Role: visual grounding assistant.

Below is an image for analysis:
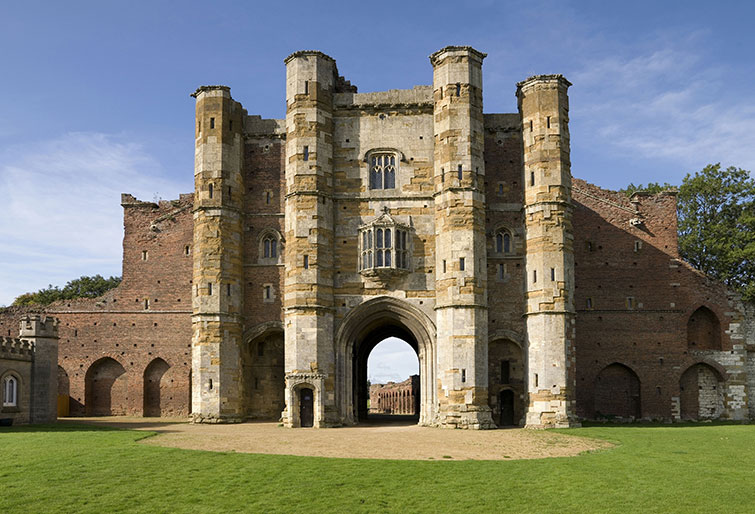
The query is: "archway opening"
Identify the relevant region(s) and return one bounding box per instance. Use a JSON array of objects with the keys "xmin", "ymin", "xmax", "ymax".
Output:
[
  {"xmin": 85, "ymin": 357, "xmax": 127, "ymax": 416},
  {"xmin": 143, "ymin": 358, "xmax": 170, "ymax": 417},
  {"xmin": 680, "ymin": 363, "xmax": 724, "ymax": 420},
  {"xmin": 335, "ymin": 296, "xmax": 436, "ymax": 428},
  {"xmin": 594, "ymin": 363, "xmax": 641, "ymax": 420},
  {"xmin": 244, "ymin": 329, "xmax": 285, "ymax": 420},
  {"xmin": 366, "ymin": 337, "xmax": 419, "ymax": 424}
]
